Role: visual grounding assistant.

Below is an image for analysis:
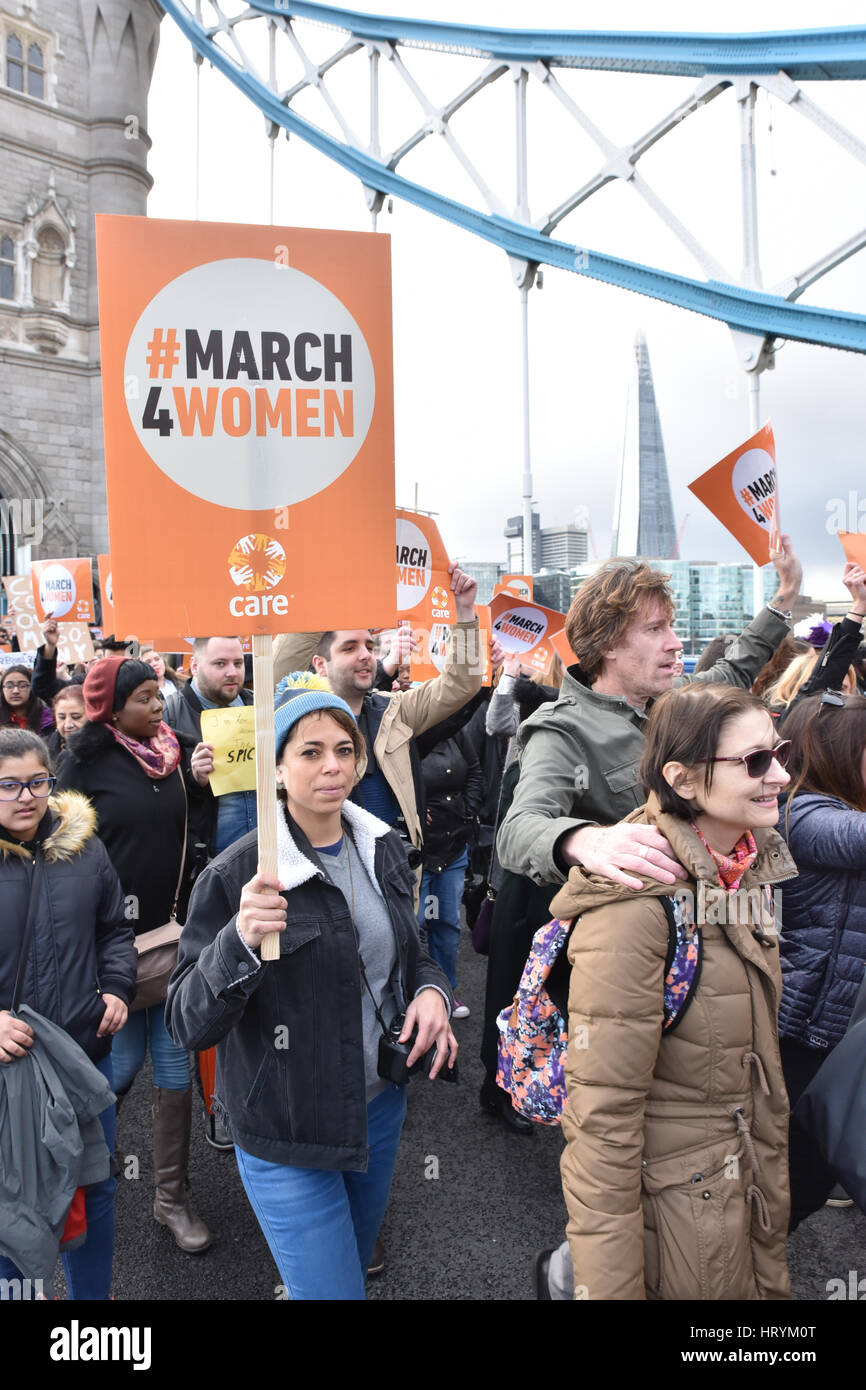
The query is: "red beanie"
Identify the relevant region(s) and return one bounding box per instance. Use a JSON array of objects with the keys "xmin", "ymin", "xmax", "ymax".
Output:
[{"xmin": 83, "ymin": 656, "xmax": 126, "ymax": 724}]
